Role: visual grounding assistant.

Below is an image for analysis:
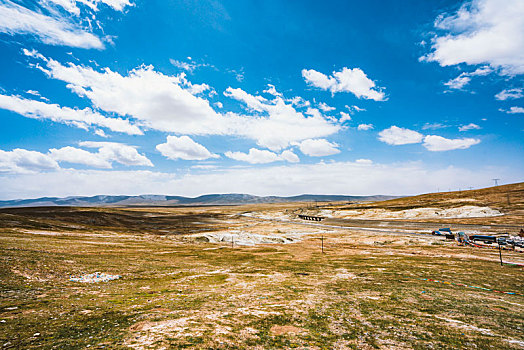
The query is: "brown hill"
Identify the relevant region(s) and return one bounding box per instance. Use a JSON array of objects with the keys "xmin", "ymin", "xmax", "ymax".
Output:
[{"xmin": 331, "ymin": 182, "xmax": 524, "ymax": 225}]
